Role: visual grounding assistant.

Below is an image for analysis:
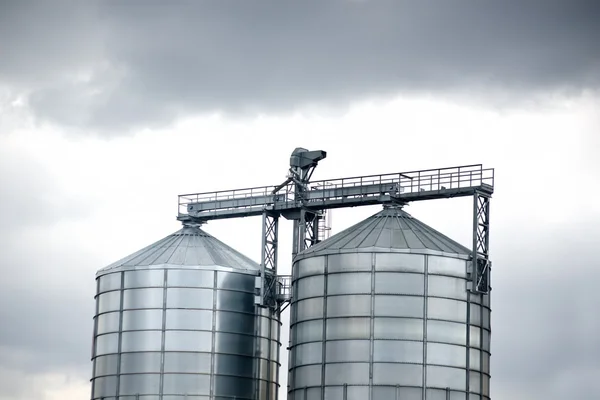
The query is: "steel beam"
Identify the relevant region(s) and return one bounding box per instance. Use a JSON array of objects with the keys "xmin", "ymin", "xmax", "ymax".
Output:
[
  {"xmin": 179, "ymin": 164, "xmax": 495, "ymax": 223},
  {"xmin": 182, "ymin": 187, "xmax": 493, "ymax": 222}
]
